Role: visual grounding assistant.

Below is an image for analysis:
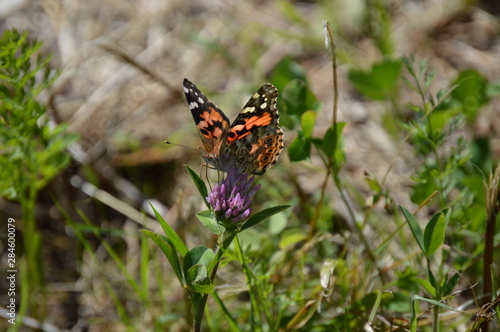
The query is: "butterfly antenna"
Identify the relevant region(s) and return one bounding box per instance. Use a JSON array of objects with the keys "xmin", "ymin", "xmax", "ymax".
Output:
[{"xmin": 165, "ymin": 141, "xmax": 204, "ymax": 154}]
